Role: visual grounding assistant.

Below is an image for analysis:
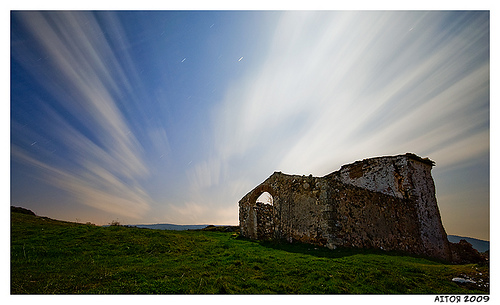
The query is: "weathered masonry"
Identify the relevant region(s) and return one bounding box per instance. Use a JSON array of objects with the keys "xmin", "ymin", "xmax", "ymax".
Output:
[{"xmin": 239, "ymin": 153, "xmax": 452, "ymax": 261}]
